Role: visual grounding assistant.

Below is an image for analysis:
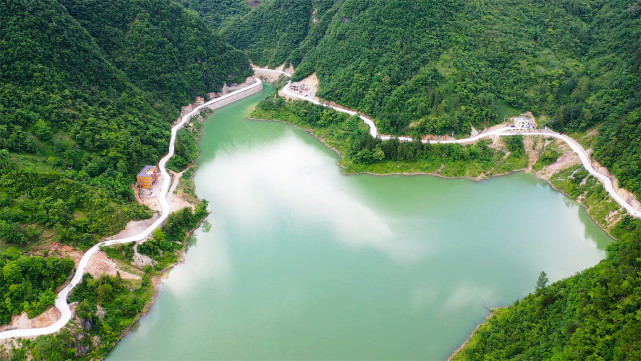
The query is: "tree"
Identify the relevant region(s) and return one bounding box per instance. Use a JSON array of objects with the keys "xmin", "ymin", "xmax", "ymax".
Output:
[{"xmin": 536, "ymin": 271, "xmax": 549, "ymax": 292}]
